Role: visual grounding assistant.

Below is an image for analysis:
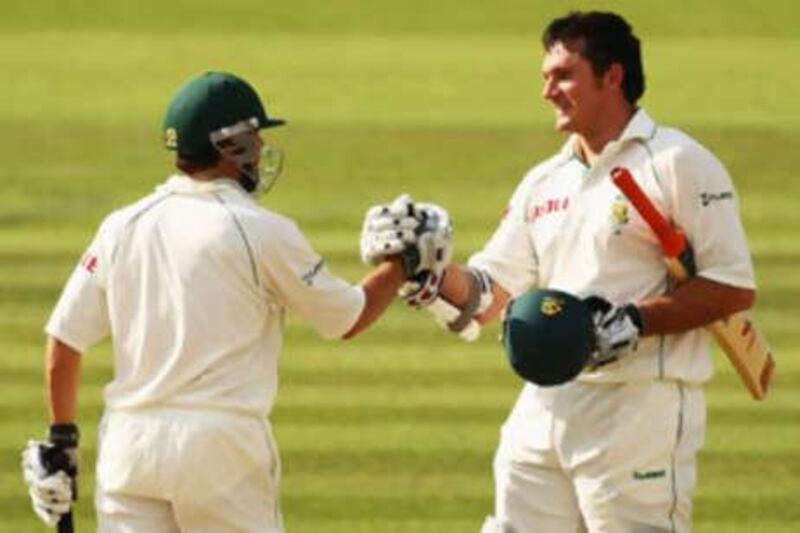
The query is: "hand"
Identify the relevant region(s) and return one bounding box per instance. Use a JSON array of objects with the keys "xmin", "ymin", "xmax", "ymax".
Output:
[
  {"xmin": 583, "ymin": 296, "xmax": 644, "ymax": 369},
  {"xmin": 360, "ymin": 195, "xmax": 452, "ymax": 279},
  {"xmin": 360, "ymin": 194, "xmax": 420, "ymax": 266},
  {"xmin": 411, "ymin": 202, "xmax": 453, "ymax": 275},
  {"xmin": 397, "ymin": 202, "xmax": 452, "ymax": 307},
  {"xmin": 399, "ymin": 270, "xmax": 444, "ymax": 308},
  {"xmin": 22, "ymin": 424, "xmax": 79, "ymax": 527}
]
